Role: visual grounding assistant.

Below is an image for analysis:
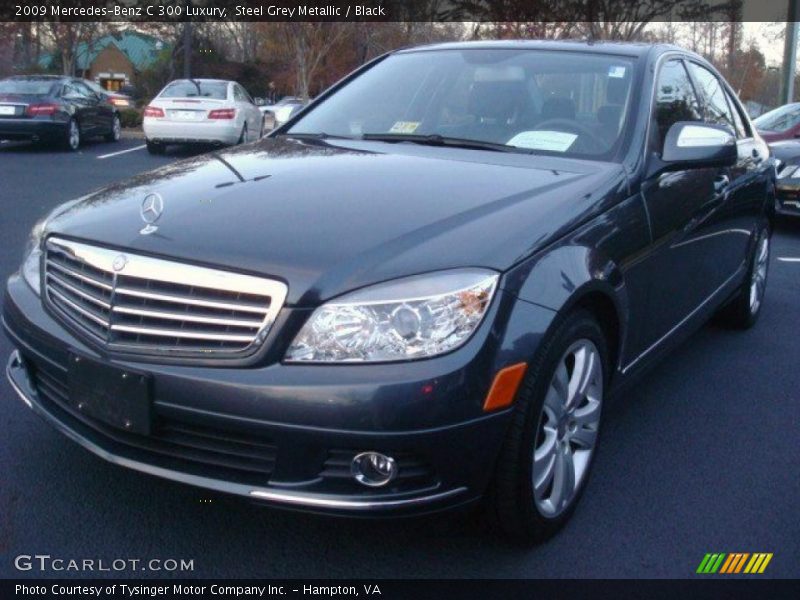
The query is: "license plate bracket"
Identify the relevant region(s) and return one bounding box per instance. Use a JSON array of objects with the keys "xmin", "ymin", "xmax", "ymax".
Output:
[{"xmin": 67, "ymin": 353, "xmax": 152, "ymax": 435}]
